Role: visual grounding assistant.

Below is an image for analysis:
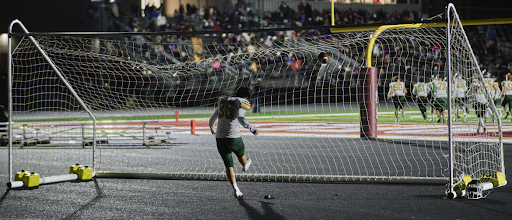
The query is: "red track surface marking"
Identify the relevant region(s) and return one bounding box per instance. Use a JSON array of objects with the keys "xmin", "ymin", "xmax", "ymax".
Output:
[{"xmin": 31, "ymin": 121, "xmax": 512, "ymax": 141}]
